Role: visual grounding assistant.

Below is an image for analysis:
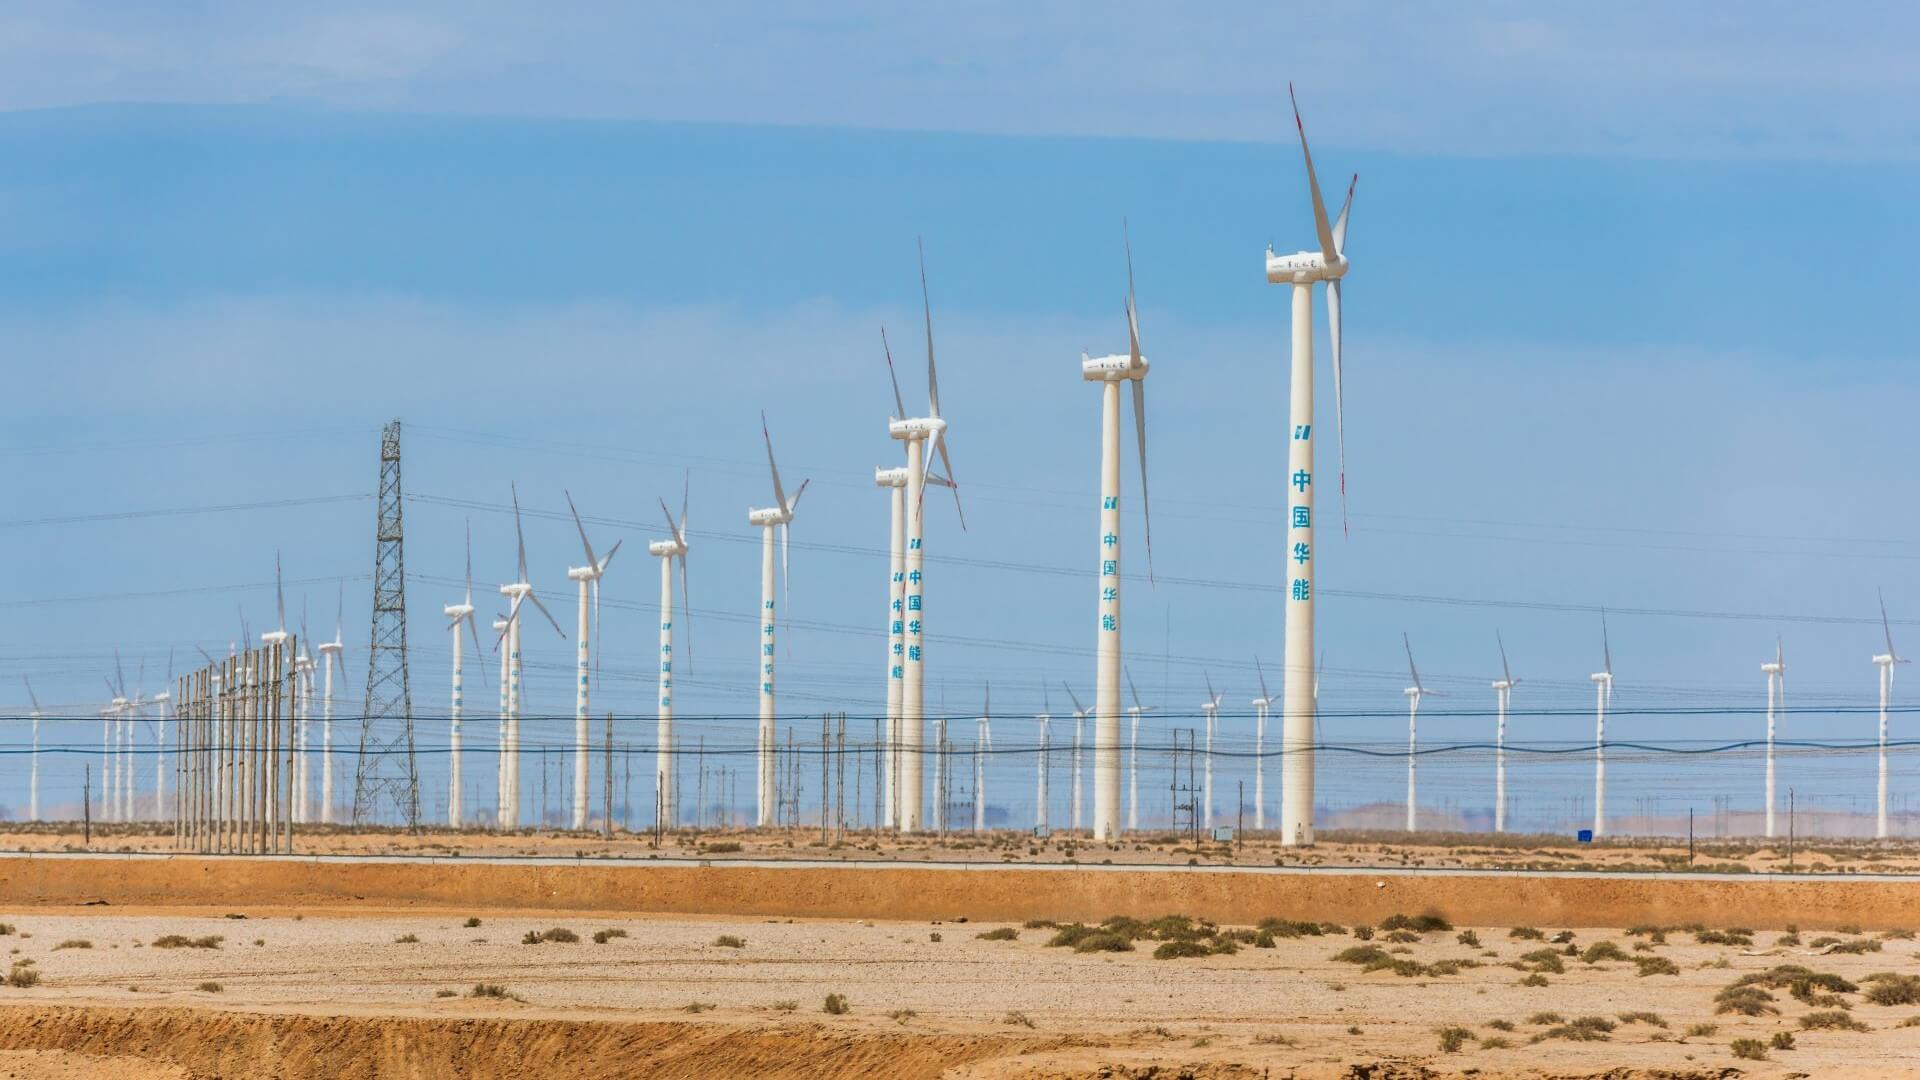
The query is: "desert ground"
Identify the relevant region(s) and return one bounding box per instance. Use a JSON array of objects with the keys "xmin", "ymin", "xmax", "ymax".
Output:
[
  {"xmin": 3, "ymin": 827, "xmax": 1920, "ymax": 1076},
  {"xmin": 0, "ymin": 905, "xmax": 1917, "ymax": 1077}
]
